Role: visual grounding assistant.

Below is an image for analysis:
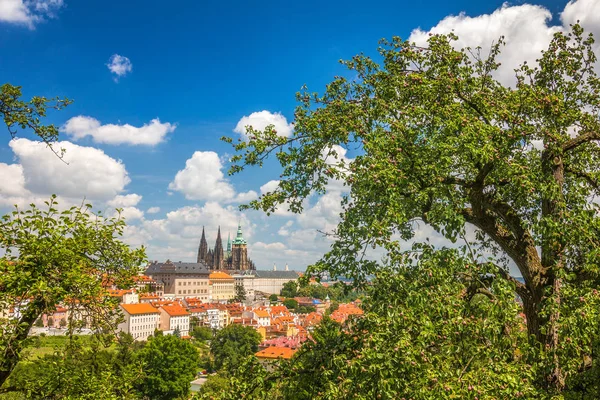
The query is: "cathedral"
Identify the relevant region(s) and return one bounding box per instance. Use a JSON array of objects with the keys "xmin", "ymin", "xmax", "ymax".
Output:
[{"xmin": 197, "ymin": 224, "xmax": 256, "ymax": 271}]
